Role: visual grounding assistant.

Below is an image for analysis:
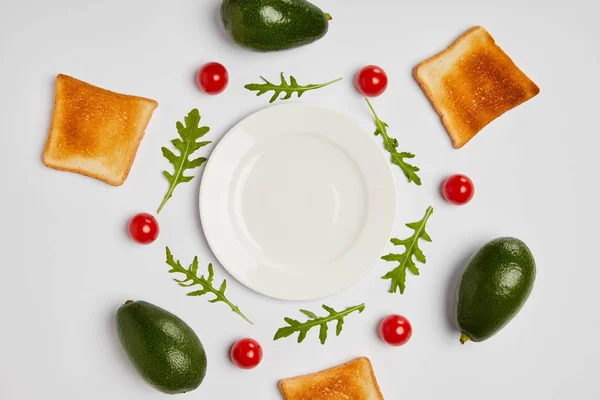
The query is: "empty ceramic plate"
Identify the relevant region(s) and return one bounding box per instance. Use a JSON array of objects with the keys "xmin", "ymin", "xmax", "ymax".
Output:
[{"xmin": 199, "ymin": 103, "xmax": 396, "ymax": 300}]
